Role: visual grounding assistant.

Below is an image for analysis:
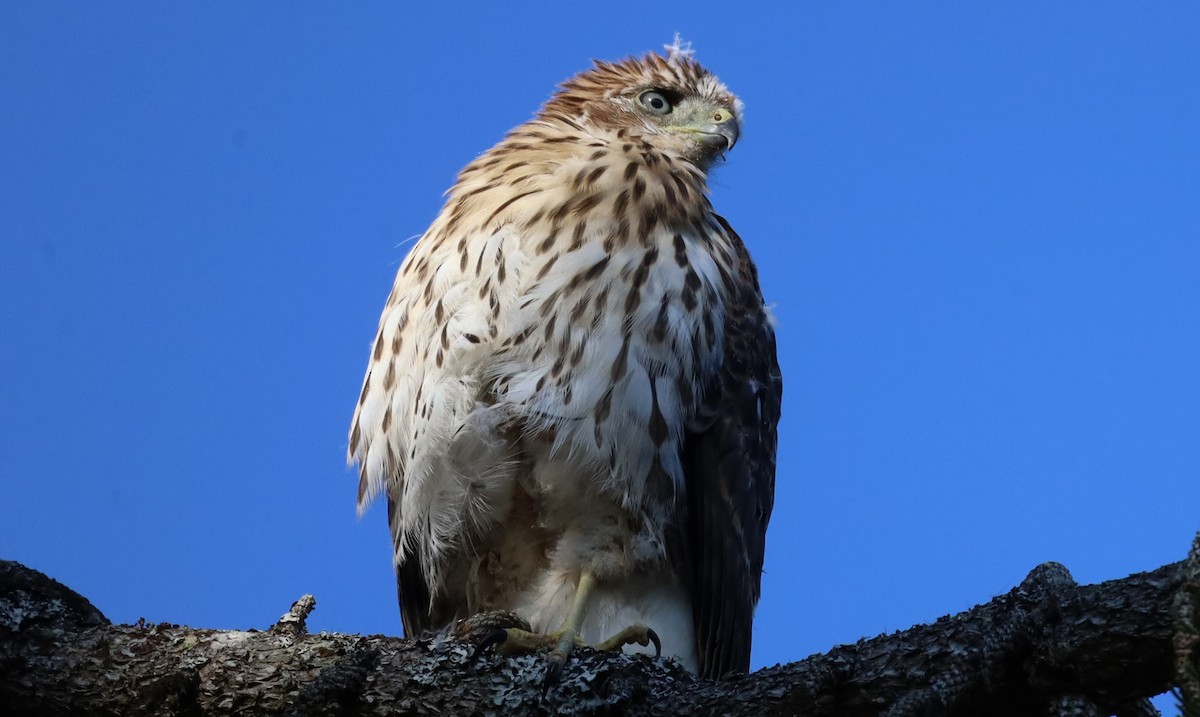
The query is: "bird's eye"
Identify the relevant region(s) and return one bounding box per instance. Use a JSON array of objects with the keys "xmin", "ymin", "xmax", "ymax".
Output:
[{"xmin": 639, "ymin": 90, "xmax": 672, "ymax": 115}]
